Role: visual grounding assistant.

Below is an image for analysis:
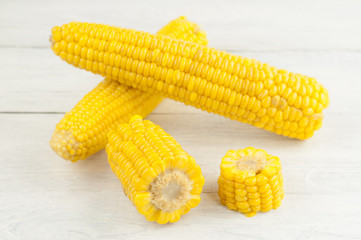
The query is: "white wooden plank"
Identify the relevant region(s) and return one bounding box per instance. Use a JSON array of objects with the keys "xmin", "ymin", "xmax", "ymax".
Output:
[
  {"xmin": 0, "ymin": 113, "xmax": 360, "ymax": 239},
  {"xmin": 1, "ymin": 48, "xmax": 360, "ymax": 113},
  {"xmin": 1, "ymin": 0, "xmax": 361, "ymax": 50},
  {"xmin": 1, "ymin": 0, "xmax": 361, "ymax": 239},
  {"xmin": 0, "ymin": 192, "xmax": 360, "ymax": 240},
  {"xmin": 1, "ymin": 103, "xmax": 357, "ymax": 233}
]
